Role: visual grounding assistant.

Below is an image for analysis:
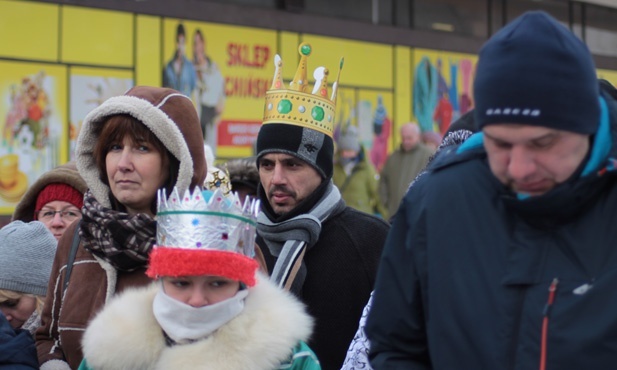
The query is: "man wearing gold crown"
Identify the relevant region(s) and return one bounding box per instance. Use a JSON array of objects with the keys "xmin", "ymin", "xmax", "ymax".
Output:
[{"xmin": 254, "ymin": 43, "xmax": 390, "ymax": 370}]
